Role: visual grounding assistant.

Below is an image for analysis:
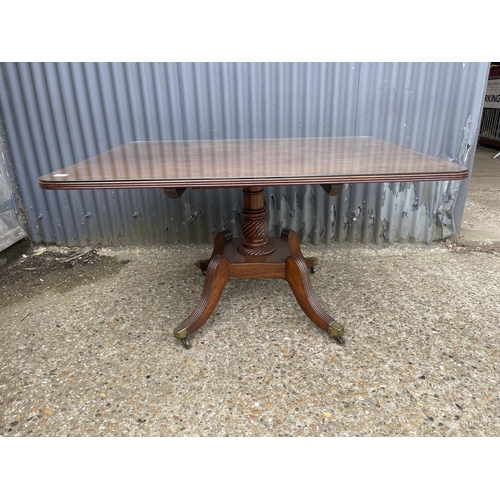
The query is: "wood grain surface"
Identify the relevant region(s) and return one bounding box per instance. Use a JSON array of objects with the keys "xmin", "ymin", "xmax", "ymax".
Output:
[{"xmin": 38, "ymin": 137, "xmax": 468, "ymax": 190}]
